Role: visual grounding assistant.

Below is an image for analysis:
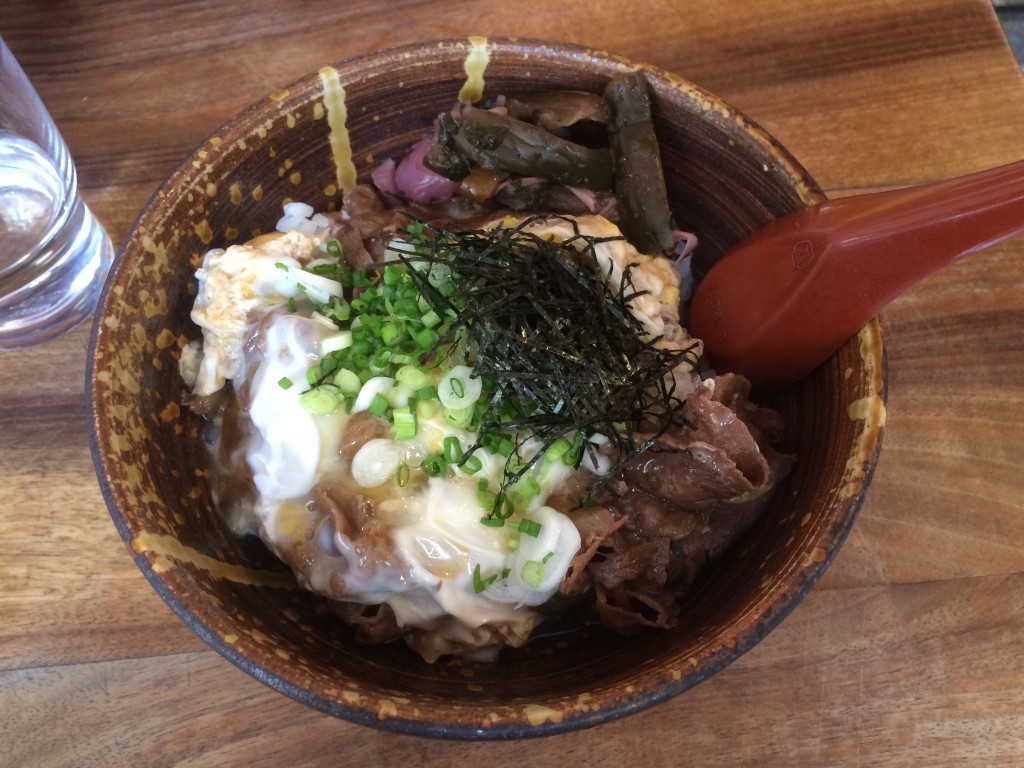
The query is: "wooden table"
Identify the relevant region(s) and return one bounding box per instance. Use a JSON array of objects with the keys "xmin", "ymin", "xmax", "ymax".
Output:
[{"xmin": 3, "ymin": 1, "xmax": 1023, "ymax": 765}]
